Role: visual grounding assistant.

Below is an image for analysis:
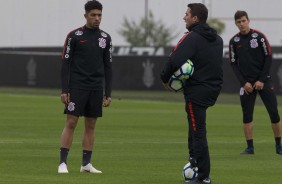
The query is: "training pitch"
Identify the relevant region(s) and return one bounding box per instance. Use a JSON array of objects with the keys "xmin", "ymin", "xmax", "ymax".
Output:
[{"xmin": 0, "ymin": 88, "xmax": 281, "ymax": 184}]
